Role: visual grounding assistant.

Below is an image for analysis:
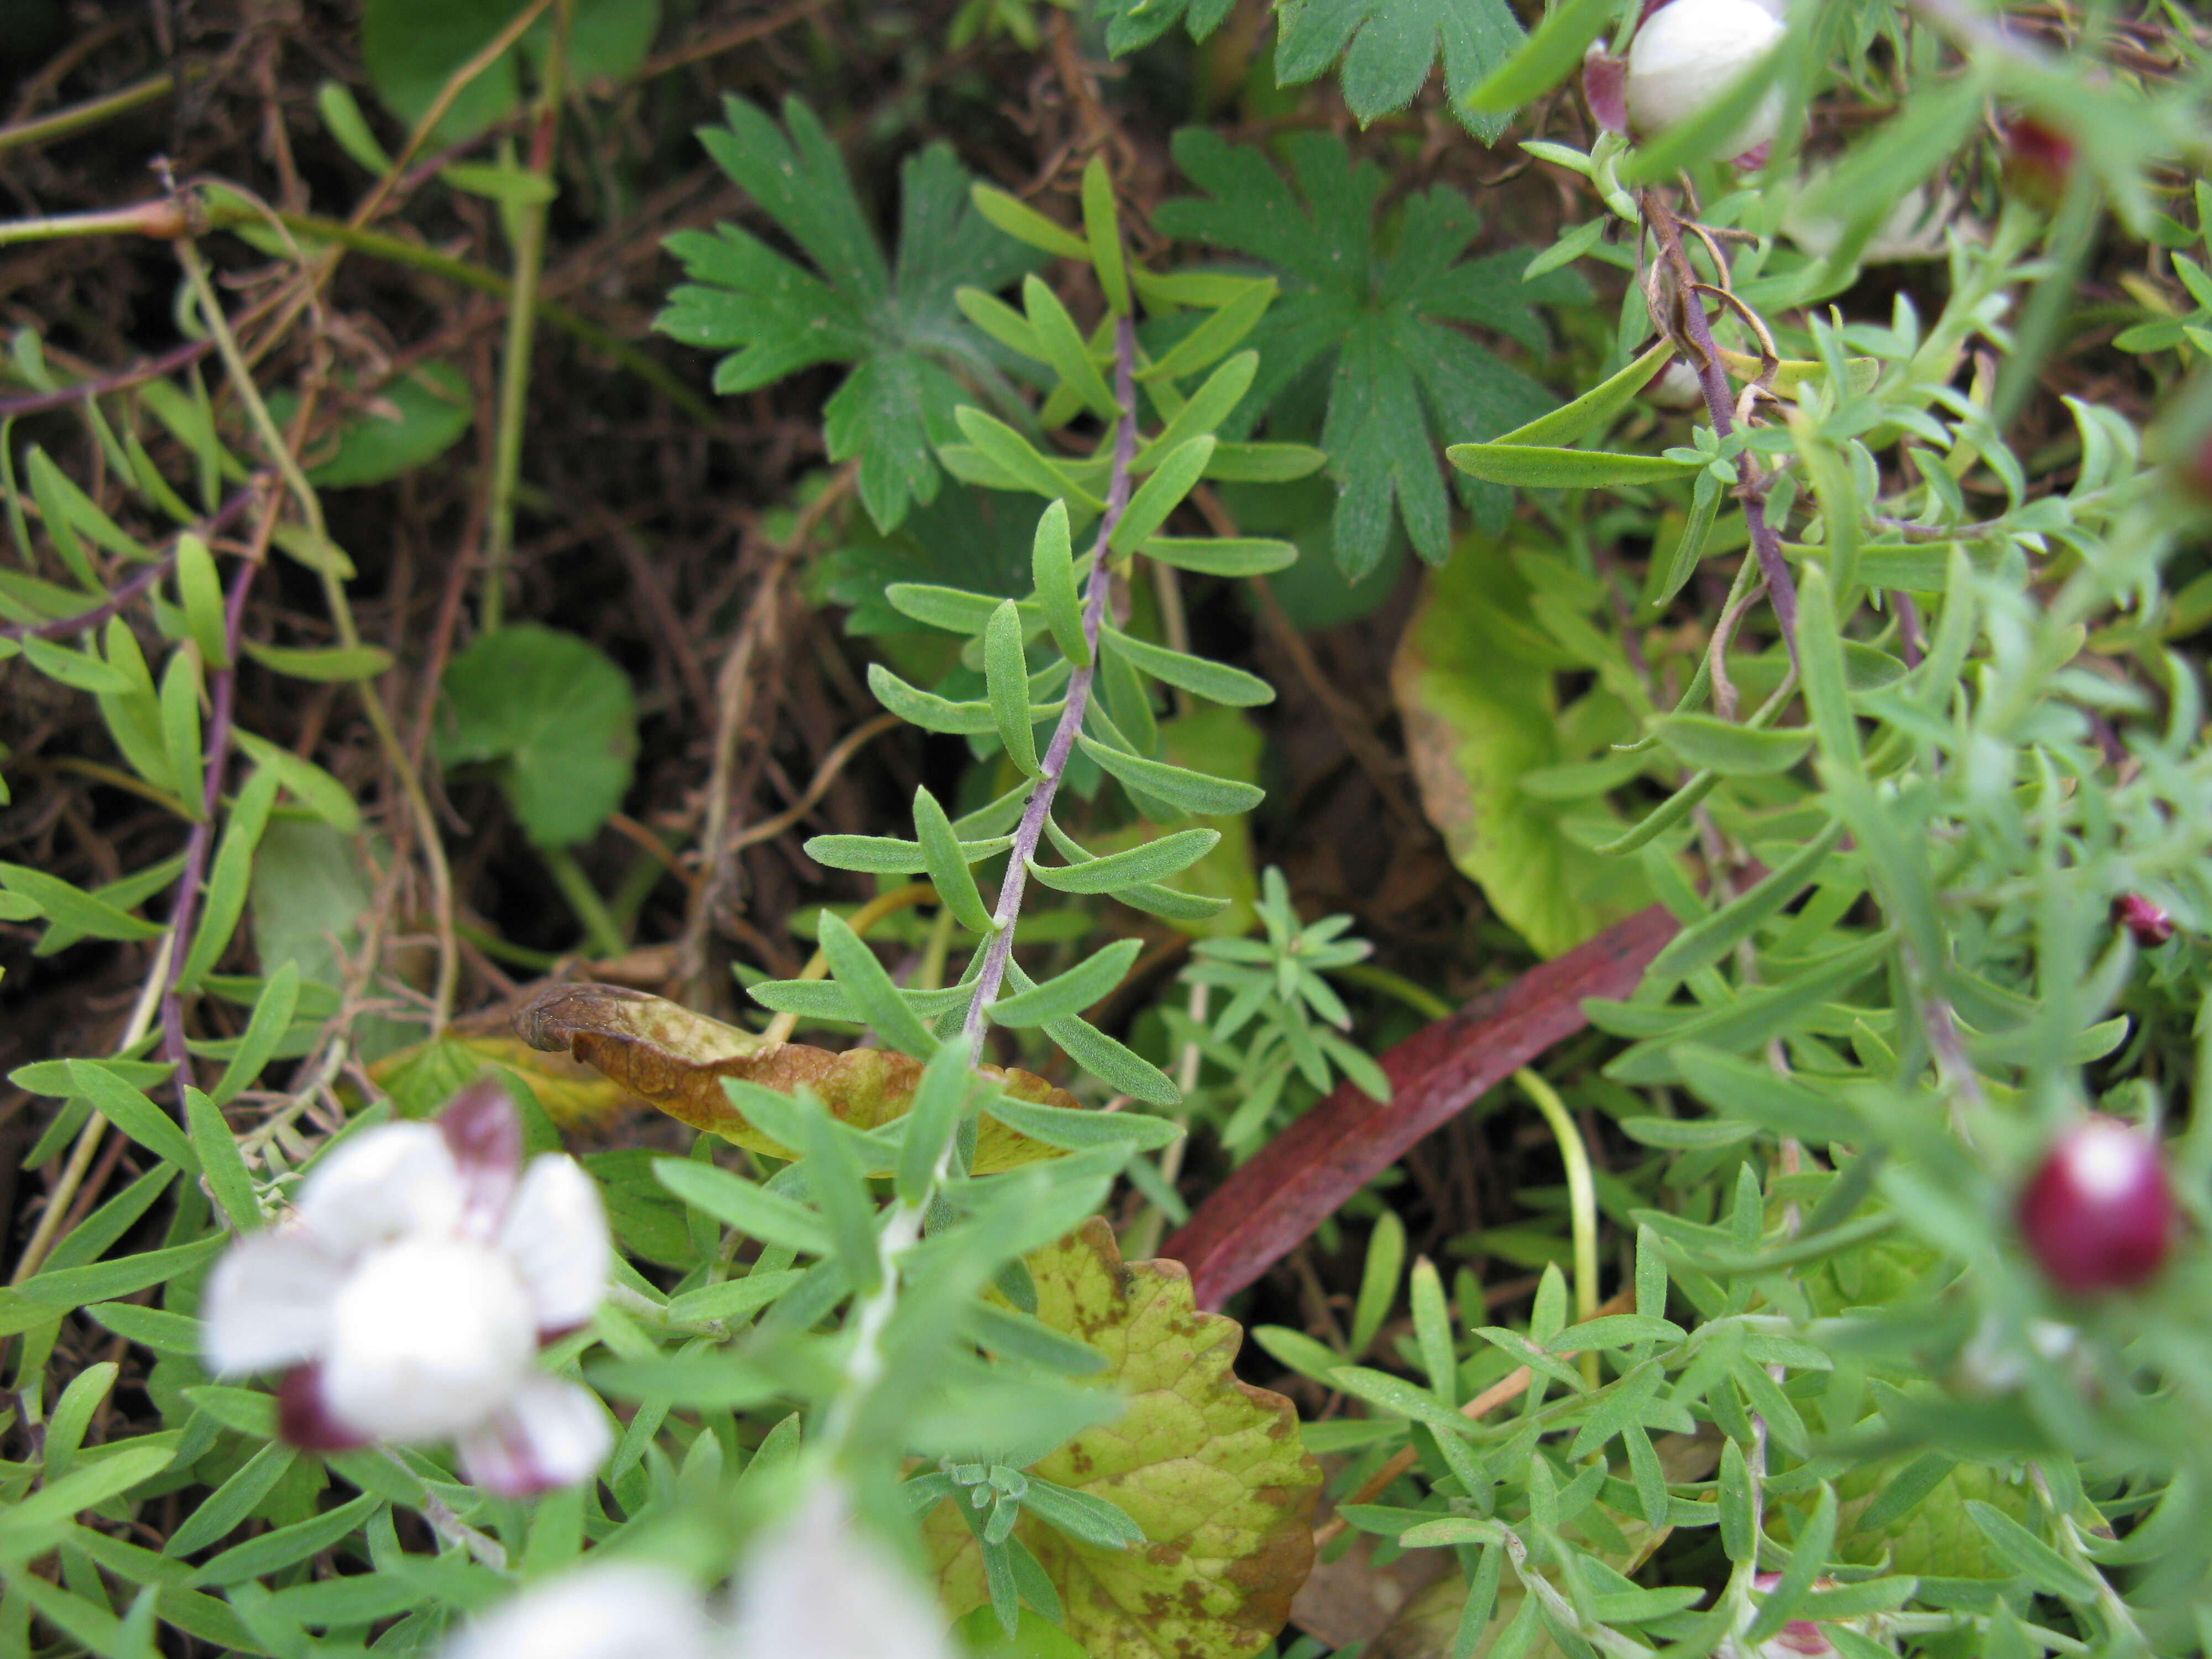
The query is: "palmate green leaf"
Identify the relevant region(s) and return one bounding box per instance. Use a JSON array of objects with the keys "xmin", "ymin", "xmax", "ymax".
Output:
[
  {"xmin": 1156, "ymin": 131, "xmax": 1583, "ymax": 579},
  {"xmin": 362, "ymin": 0, "xmax": 658, "ymax": 144},
  {"xmin": 1274, "ymin": 0, "xmax": 1522, "ymax": 139},
  {"xmin": 436, "ymin": 624, "xmax": 636, "ymax": 849},
  {"xmin": 1462, "ymin": 0, "xmax": 1617, "ymax": 114},
  {"xmin": 659, "ymin": 96, "xmax": 1042, "ymax": 530},
  {"xmin": 927, "ymin": 1219, "xmax": 1319, "ymax": 1658}
]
